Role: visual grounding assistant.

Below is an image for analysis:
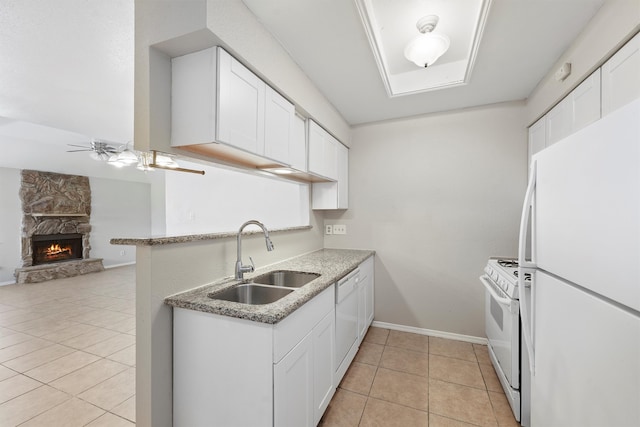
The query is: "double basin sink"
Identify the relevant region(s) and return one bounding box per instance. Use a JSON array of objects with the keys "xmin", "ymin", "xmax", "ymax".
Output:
[{"xmin": 208, "ymin": 271, "xmax": 320, "ymax": 305}]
